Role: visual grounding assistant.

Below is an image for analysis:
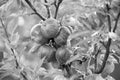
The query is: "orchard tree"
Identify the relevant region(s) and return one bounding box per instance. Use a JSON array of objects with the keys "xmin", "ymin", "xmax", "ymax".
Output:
[{"xmin": 0, "ymin": 0, "xmax": 120, "ymax": 80}]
